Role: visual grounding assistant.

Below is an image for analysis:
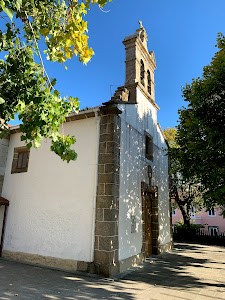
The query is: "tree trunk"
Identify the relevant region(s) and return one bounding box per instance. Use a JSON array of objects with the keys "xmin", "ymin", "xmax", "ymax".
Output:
[
  {"xmin": 179, "ymin": 204, "xmax": 191, "ymax": 228},
  {"xmin": 174, "ymin": 186, "xmax": 191, "ymax": 228}
]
